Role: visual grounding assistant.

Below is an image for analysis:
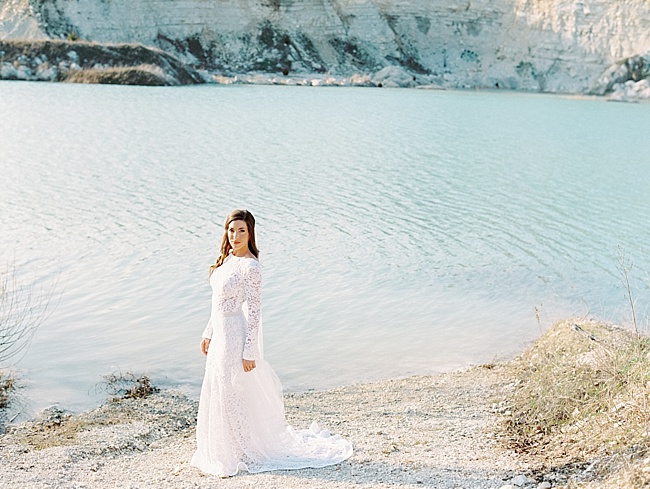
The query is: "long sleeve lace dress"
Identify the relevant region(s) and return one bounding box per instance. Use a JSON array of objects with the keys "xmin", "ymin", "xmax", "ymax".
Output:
[{"xmin": 190, "ymin": 254, "xmax": 353, "ymax": 476}]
